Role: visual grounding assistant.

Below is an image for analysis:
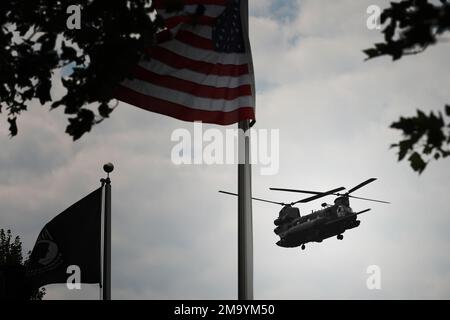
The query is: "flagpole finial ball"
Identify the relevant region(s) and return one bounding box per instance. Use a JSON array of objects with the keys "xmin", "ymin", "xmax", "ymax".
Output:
[{"xmin": 103, "ymin": 163, "xmax": 114, "ymax": 174}]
